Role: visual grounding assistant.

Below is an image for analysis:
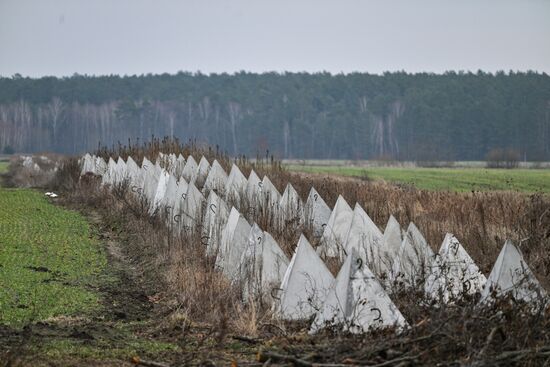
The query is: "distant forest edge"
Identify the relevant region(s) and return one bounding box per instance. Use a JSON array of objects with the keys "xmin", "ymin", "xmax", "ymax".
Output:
[{"xmin": 1, "ymin": 71, "xmax": 549, "ymax": 160}]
